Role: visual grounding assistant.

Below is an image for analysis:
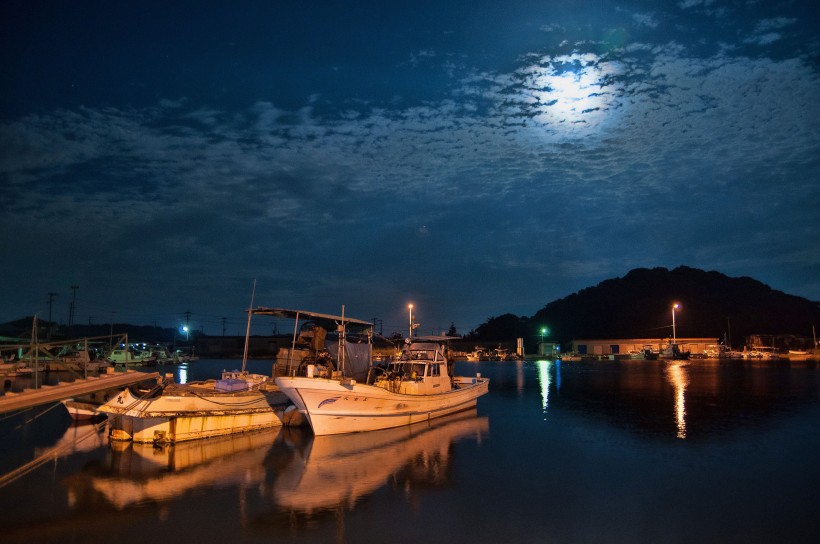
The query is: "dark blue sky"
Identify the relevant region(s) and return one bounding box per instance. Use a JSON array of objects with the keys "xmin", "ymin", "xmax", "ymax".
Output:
[{"xmin": 2, "ymin": 0, "xmax": 819, "ymax": 336}]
